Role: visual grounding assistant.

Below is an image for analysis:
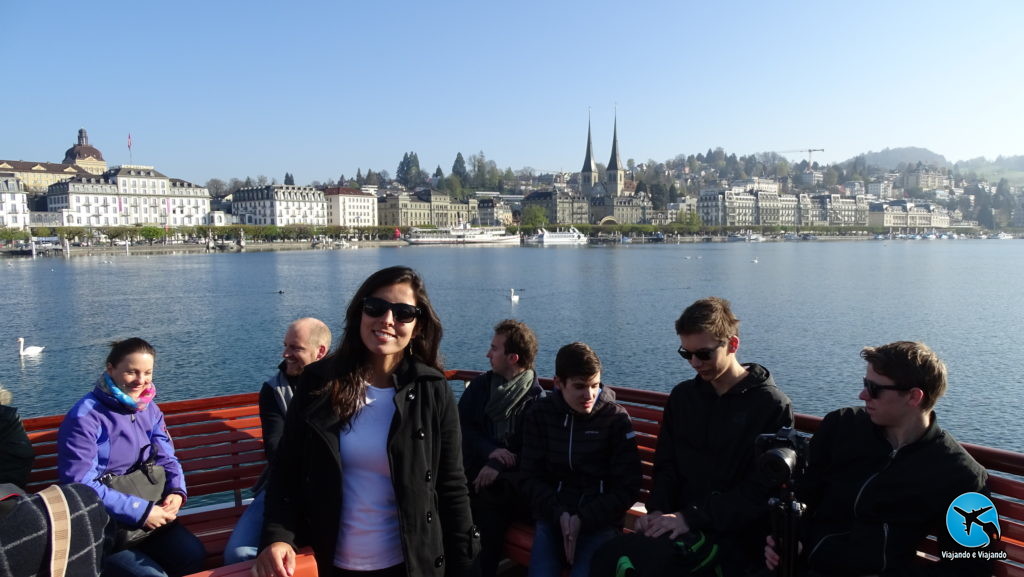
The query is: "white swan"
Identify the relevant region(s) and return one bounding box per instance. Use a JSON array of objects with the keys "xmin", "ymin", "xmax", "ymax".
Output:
[
  {"xmin": 509, "ymin": 288, "xmax": 520, "ymax": 303},
  {"xmin": 18, "ymin": 337, "xmax": 45, "ymax": 356}
]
